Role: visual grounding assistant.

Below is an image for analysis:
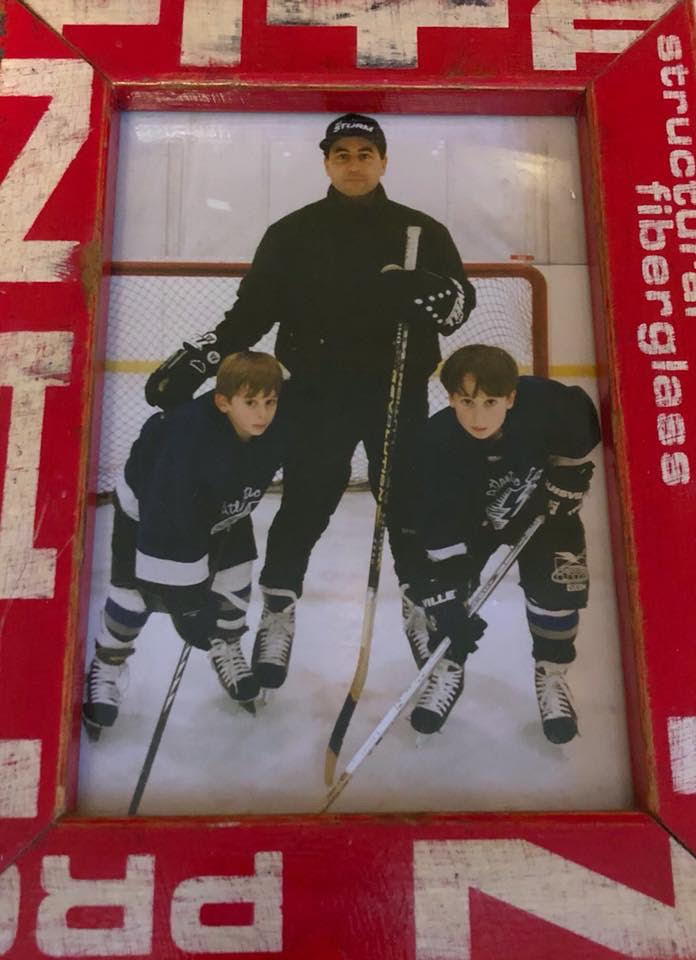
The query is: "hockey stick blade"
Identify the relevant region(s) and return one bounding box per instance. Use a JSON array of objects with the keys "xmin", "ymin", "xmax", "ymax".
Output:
[
  {"xmin": 324, "ymin": 588, "xmax": 378, "ymax": 785},
  {"xmin": 324, "ymin": 225, "xmax": 422, "ymax": 786},
  {"xmin": 320, "ymin": 514, "xmax": 545, "ymax": 812}
]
